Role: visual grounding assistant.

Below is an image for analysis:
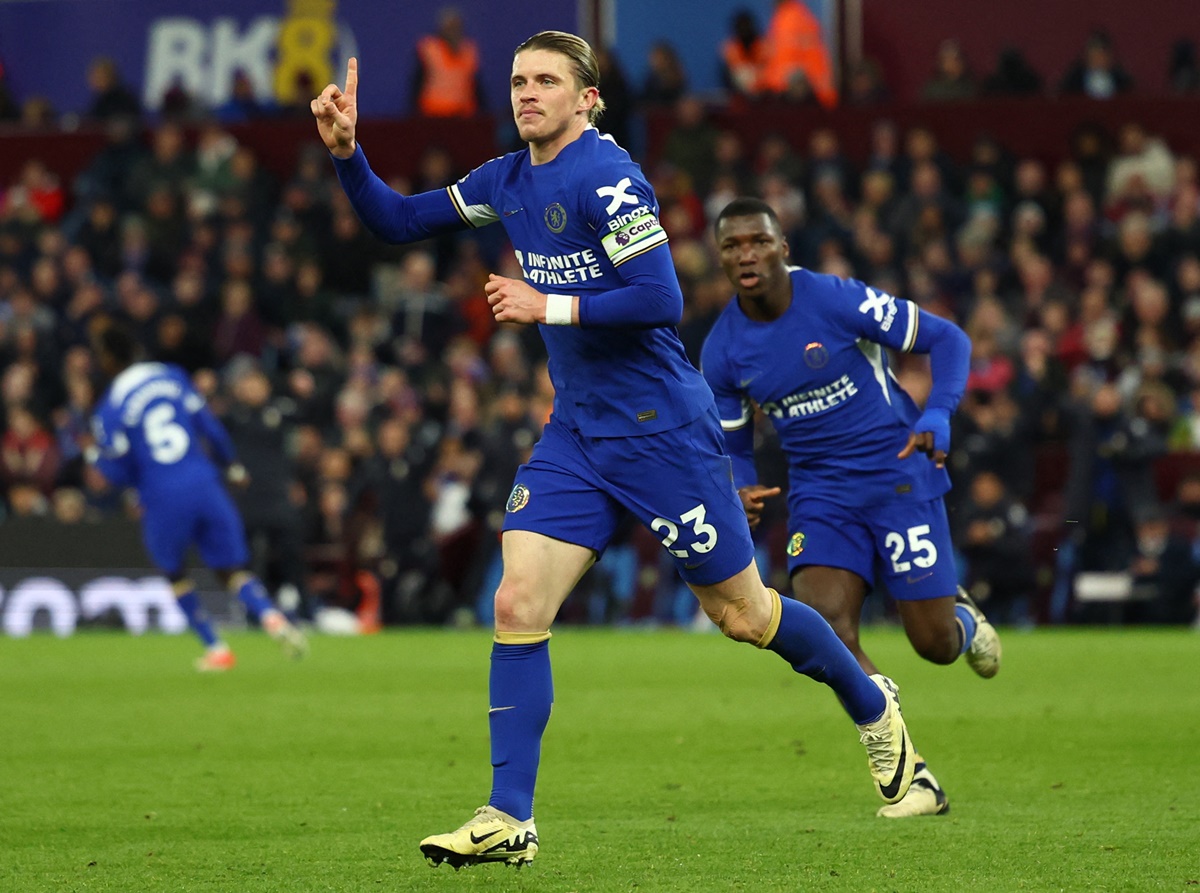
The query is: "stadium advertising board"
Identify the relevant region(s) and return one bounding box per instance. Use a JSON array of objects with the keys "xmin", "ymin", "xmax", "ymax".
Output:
[
  {"xmin": 0, "ymin": 570, "xmax": 186, "ymax": 637},
  {"xmin": 0, "ymin": 521, "xmax": 229, "ymax": 637},
  {"xmin": 0, "ymin": 0, "xmax": 575, "ymax": 118}
]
